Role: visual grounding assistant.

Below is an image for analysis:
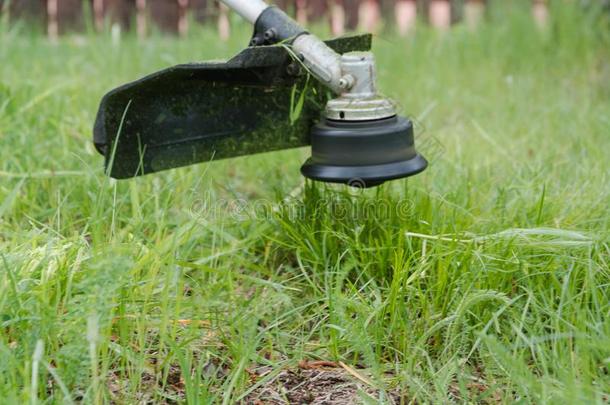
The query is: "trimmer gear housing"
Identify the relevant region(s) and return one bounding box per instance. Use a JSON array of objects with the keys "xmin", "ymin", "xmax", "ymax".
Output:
[{"xmin": 300, "ymin": 51, "xmax": 427, "ymax": 187}]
